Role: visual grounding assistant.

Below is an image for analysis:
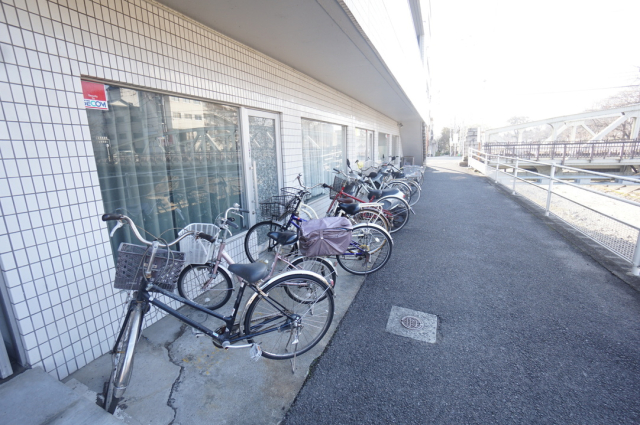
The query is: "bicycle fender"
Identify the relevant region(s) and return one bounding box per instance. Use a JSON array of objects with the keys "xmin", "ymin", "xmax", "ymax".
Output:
[{"xmin": 113, "ymin": 303, "xmax": 144, "ymax": 398}]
